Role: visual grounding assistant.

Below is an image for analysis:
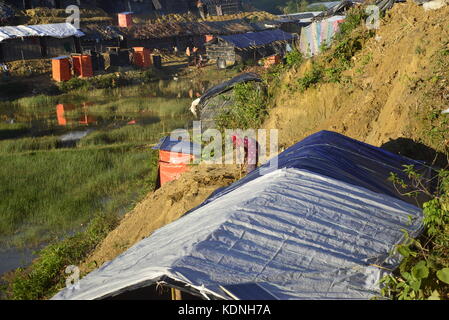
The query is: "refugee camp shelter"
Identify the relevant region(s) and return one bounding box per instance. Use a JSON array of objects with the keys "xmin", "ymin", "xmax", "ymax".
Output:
[
  {"xmin": 53, "ymin": 131, "xmax": 434, "ymax": 300},
  {"xmin": 79, "ymin": 24, "xmax": 124, "ymax": 53},
  {"xmin": 152, "ymin": 136, "xmax": 198, "ymax": 187},
  {"xmin": 192, "ymin": 72, "xmax": 263, "ymax": 131},
  {"xmin": 94, "ymin": 0, "xmax": 196, "ymax": 15},
  {"xmin": 205, "ymin": 29, "xmax": 296, "ymax": 65},
  {"xmin": 0, "ymin": 23, "xmax": 84, "ymax": 62},
  {"xmin": 299, "ymin": 15, "xmax": 345, "ymax": 56}
]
